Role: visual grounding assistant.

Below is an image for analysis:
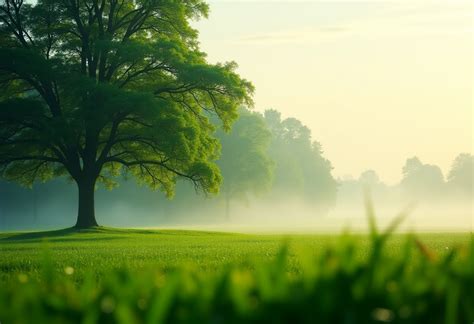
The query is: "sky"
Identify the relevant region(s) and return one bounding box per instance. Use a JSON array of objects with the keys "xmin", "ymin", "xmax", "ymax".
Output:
[{"xmin": 193, "ymin": 0, "xmax": 473, "ymax": 185}]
